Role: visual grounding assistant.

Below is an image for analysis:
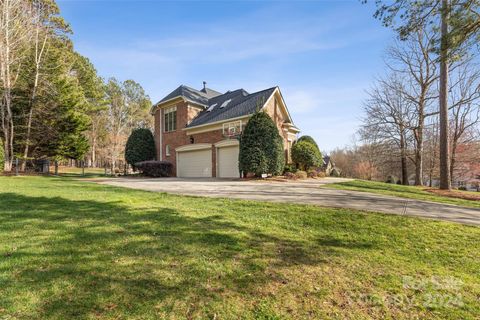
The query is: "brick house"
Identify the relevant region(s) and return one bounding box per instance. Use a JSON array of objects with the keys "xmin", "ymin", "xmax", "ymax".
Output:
[{"xmin": 151, "ymin": 83, "xmax": 300, "ymax": 178}]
